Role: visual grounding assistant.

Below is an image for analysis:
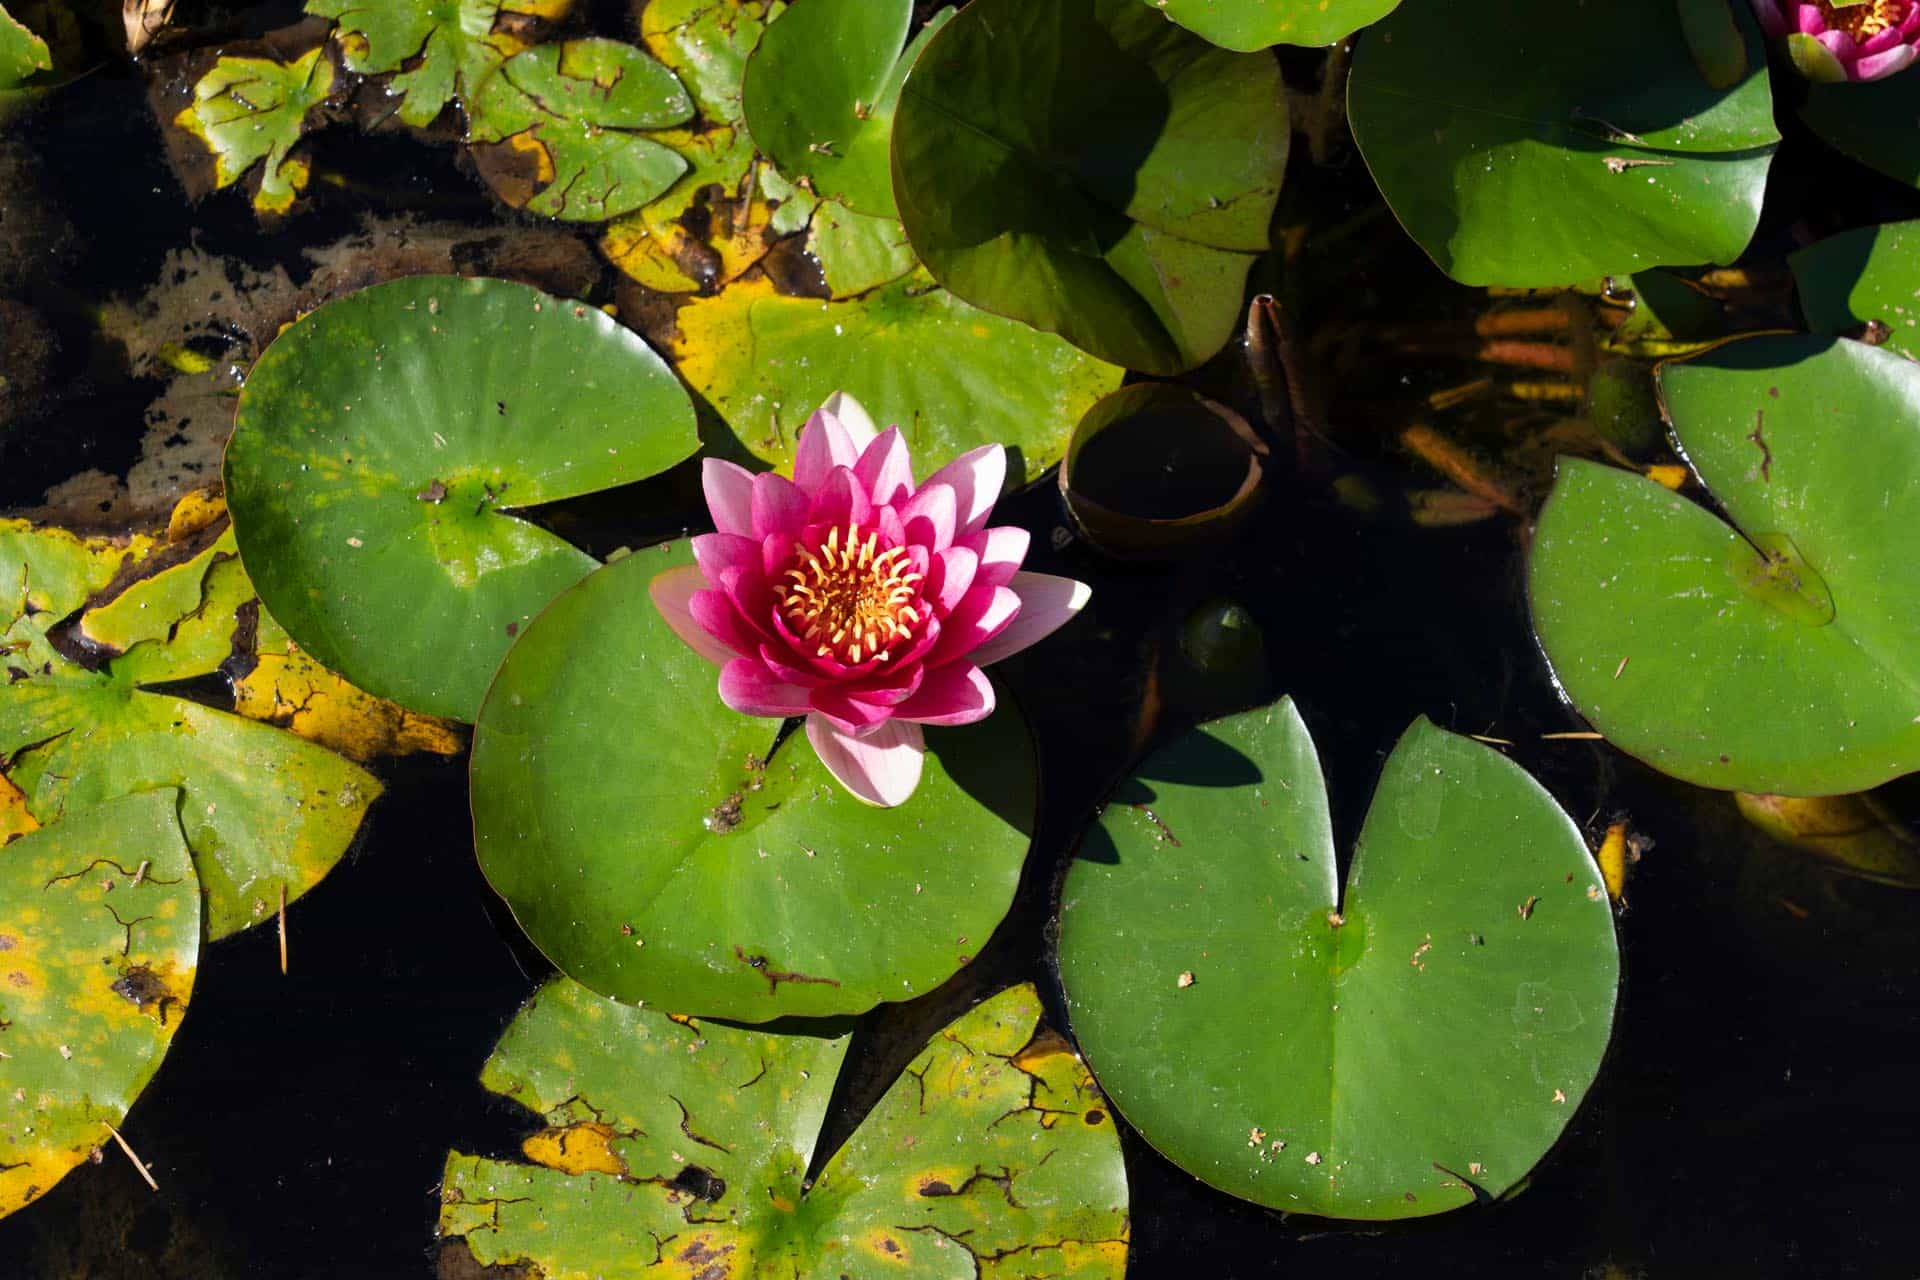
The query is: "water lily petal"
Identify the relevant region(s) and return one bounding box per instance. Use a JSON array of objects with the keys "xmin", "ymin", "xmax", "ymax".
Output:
[
  {"xmin": 793, "ymin": 407, "xmax": 862, "ymax": 489},
  {"xmin": 1794, "ymin": 2, "xmax": 1830, "ymax": 35},
  {"xmin": 1817, "ymin": 27, "xmax": 1859, "ymax": 60},
  {"xmin": 900, "ymin": 481, "xmax": 958, "ymax": 551},
  {"xmin": 702, "ymin": 458, "xmax": 757, "ymax": 536},
  {"xmin": 921, "ymin": 444, "xmax": 1006, "ymax": 538},
  {"xmin": 818, "ymin": 391, "xmax": 879, "ymax": 453},
  {"xmin": 854, "ymin": 426, "xmax": 915, "ymax": 507},
  {"xmin": 808, "ymin": 688, "xmax": 897, "ymax": 733},
  {"xmin": 1855, "ymin": 41, "xmax": 1917, "ymax": 78},
  {"xmin": 970, "ymin": 572, "xmax": 1092, "ymax": 666},
  {"xmin": 930, "ymin": 545, "xmax": 980, "ymax": 613},
  {"xmin": 968, "ymin": 526, "xmax": 1031, "ymax": 589},
  {"xmin": 692, "ymin": 532, "xmax": 760, "ymax": 583},
  {"xmin": 718, "ymin": 658, "xmax": 814, "ymax": 718},
  {"xmin": 929, "ymin": 585, "xmax": 1022, "ymax": 665},
  {"xmin": 807, "ymin": 714, "xmax": 924, "ymax": 807},
  {"xmin": 806, "ymin": 467, "xmax": 876, "ymax": 530},
  {"xmin": 689, "ymin": 589, "xmax": 765, "ymax": 660},
  {"xmin": 896, "ymin": 663, "xmax": 995, "ymax": 726},
  {"xmin": 649, "ymin": 566, "xmax": 735, "ymax": 666},
  {"xmin": 750, "ymin": 471, "xmax": 811, "ymax": 539}
]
